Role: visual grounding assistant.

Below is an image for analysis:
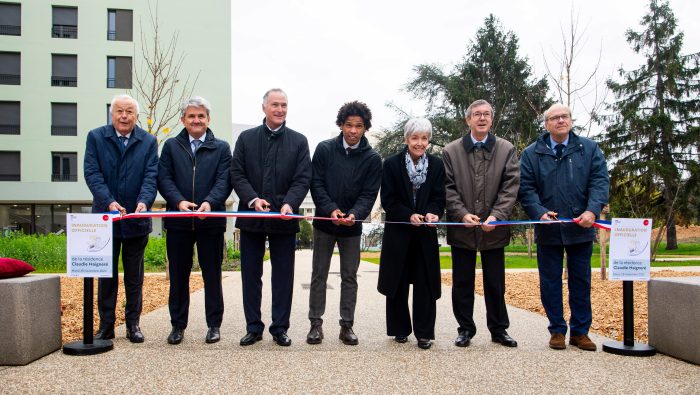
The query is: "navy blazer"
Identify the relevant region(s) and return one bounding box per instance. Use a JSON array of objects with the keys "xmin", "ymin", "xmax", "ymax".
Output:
[{"xmin": 84, "ymin": 124, "xmax": 158, "ymax": 238}]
